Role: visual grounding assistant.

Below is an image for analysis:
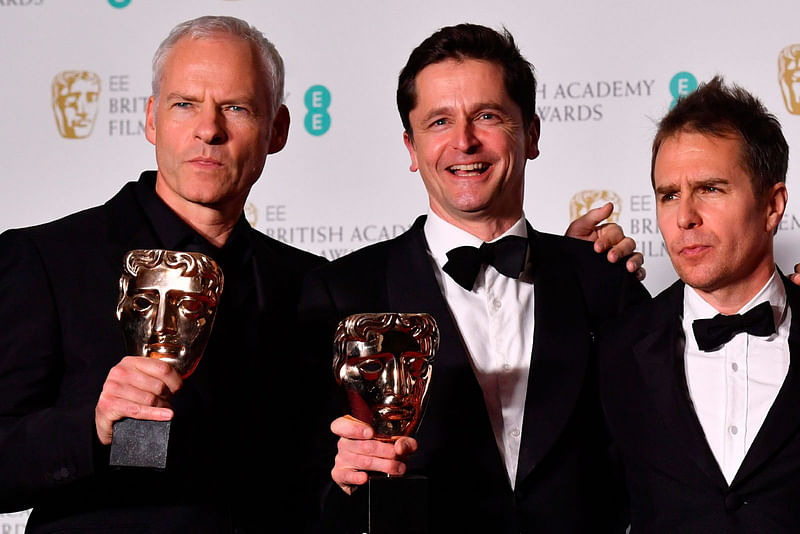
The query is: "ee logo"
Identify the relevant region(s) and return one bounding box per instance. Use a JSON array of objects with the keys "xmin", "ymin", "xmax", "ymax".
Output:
[
  {"xmin": 669, "ymin": 72, "xmax": 697, "ymax": 108},
  {"xmin": 304, "ymin": 85, "xmax": 331, "ymax": 136},
  {"xmin": 108, "ymin": 0, "xmax": 131, "ymax": 7}
]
